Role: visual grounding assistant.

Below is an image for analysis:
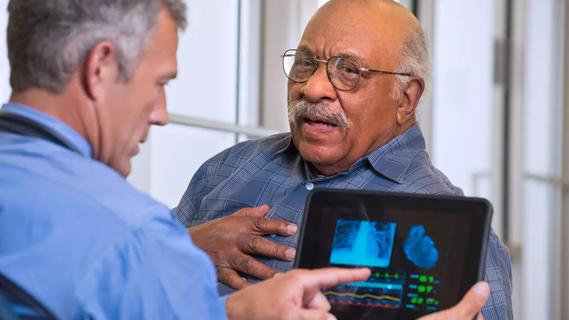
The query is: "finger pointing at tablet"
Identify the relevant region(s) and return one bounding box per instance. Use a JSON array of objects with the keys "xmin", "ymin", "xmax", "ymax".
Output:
[{"xmin": 226, "ymin": 268, "xmax": 371, "ymax": 320}]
